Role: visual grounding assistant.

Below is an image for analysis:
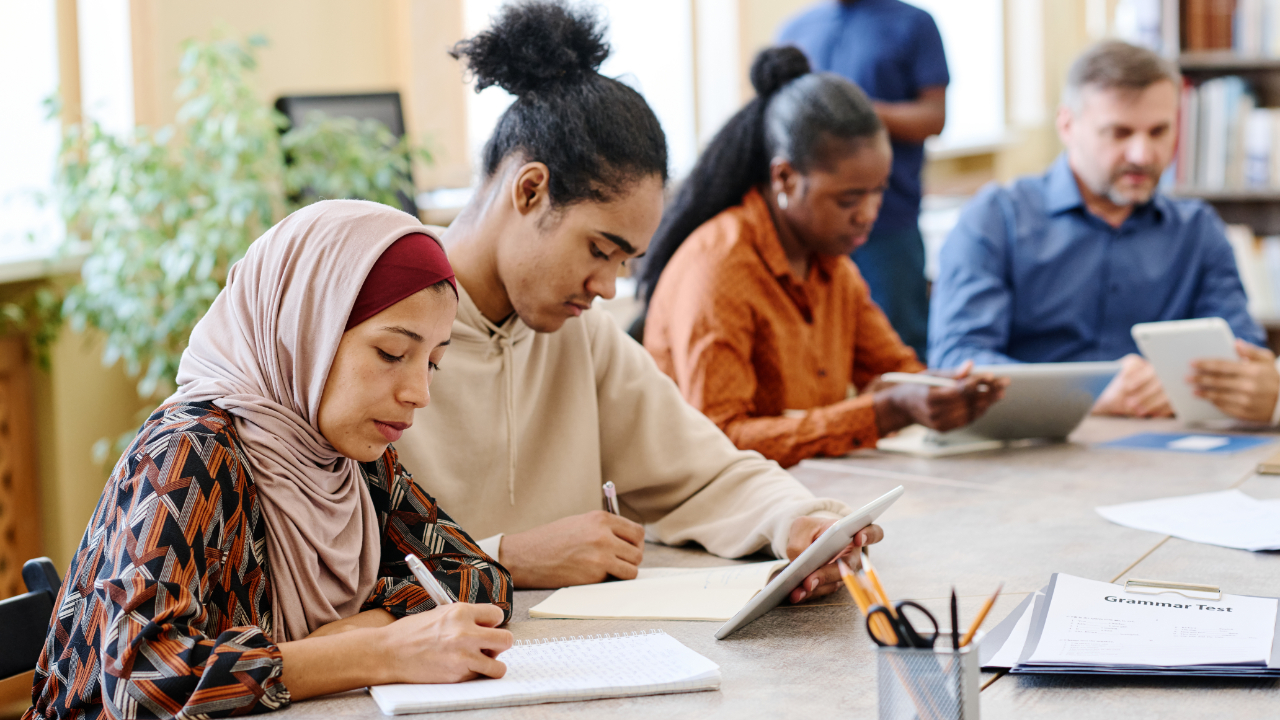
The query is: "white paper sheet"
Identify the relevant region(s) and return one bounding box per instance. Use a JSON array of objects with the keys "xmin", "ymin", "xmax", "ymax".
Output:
[
  {"xmin": 1166, "ymin": 435, "xmax": 1230, "ymax": 451},
  {"xmin": 1096, "ymin": 489, "xmax": 1280, "ymax": 551},
  {"xmin": 984, "ymin": 590, "xmax": 1043, "ymax": 668},
  {"xmin": 370, "ymin": 631, "xmax": 720, "ymax": 714},
  {"xmin": 528, "ymin": 560, "xmax": 790, "ymax": 621},
  {"xmin": 1026, "ymin": 574, "xmax": 1278, "ymax": 668}
]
